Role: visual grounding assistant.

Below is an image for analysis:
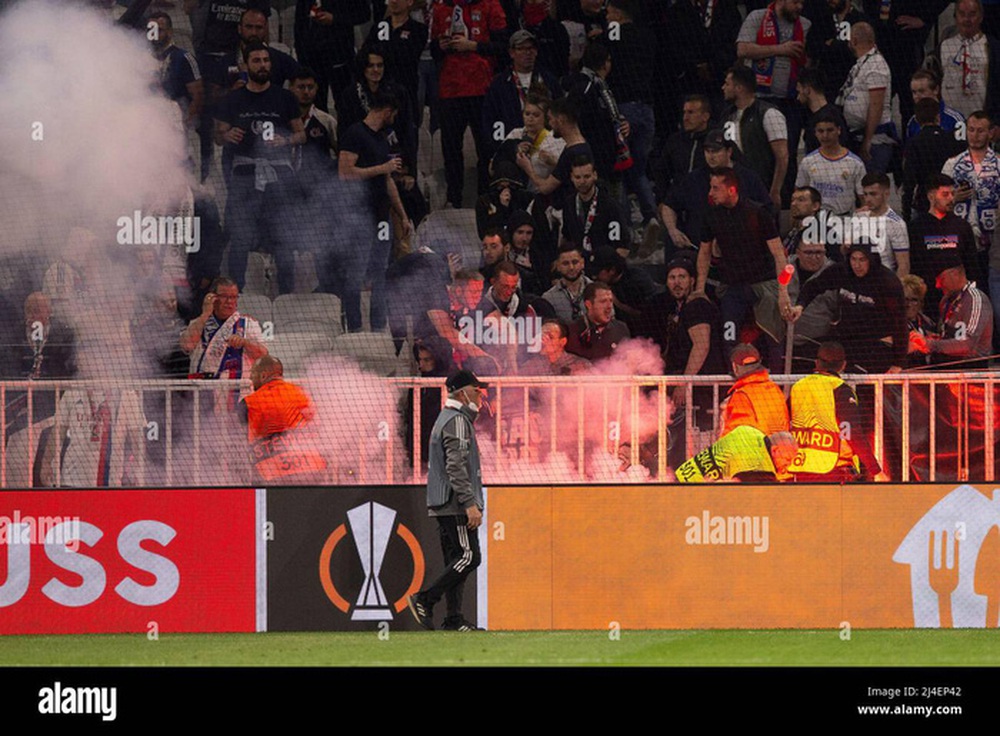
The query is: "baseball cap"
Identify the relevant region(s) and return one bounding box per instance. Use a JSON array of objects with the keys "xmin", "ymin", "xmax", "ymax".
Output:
[
  {"xmin": 703, "ymin": 129, "xmax": 733, "ymax": 151},
  {"xmin": 816, "ymin": 341, "xmax": 846, "ymax": 364},
  {"xmin": 446, "ymin": 369, "xmax": 489, "ymax": 392},
  {"xmin": 665, "ymin": 254, "xmax": 697, "ymax": 278},
  {"xmin": 730, "ymin": 343, "xmax": 761, "ymax": 368},
  {"xmin": 509, "ymin": 30, "xmax": 537, "ymax": 48},
  {"xmin": 935, "ymin": 253, "xmax": 964, "ymax": 278},
  {"xmin": 846, "ymin": 241, "xmax": 874, "ymax": 259}
]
